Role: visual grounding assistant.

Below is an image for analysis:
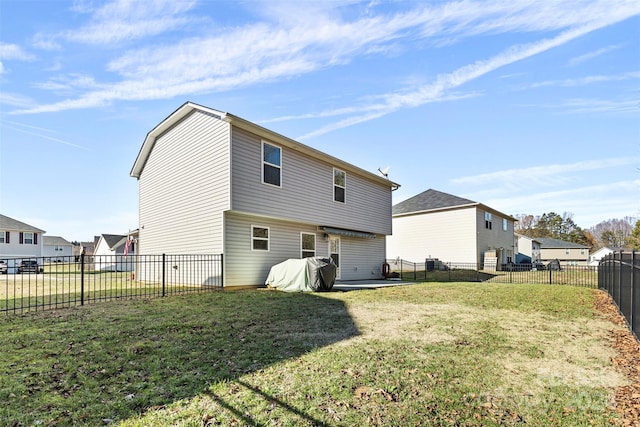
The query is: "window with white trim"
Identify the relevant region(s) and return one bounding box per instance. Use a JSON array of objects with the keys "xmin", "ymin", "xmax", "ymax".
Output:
[
  {"xmin": 0, "ymin": 231, "xmax": 5, "ymax": 244},
  {"xmin": 262, "ymin": 141, "xmax": 281, "ymax": 187},
  {"xmin": 502, "ymin": 218, "xmax": 508, "ymax": 231},
  {"xmin": 334, "ymin": 169, "xmax": 345, "ymax": 203},
  {"xmin": 484, "ymin": 212, "xmax": 492, "ymax": 230},
  {"xmin": 301, "ymin": 233, "xmax": 316, "ymax": 258},
  {"xmin": 251, "ymin": 226, "xmax": 270, "ymax": 251},
  {"xmin": 24, "ymin": 232, "xmax": 34, "ymax": 245}
]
